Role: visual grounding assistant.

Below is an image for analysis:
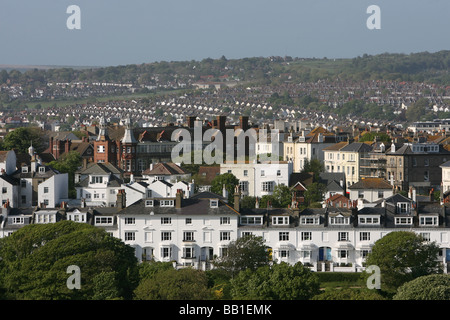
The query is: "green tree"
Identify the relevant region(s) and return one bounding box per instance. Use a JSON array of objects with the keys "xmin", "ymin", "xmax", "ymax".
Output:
[
  {"xmin": 258, "ymin": 194, "xmax": 275, "ymax": 208},
  {"xmin": 211, "ymin": 172, "xmax": 239, "ymax": 204},
  {"xmin": 304, "ymin": 182, "xmax": 326, "ymax": 206},
  {"xmin": 358, "ymin": 132, "xmax": 391, "ymax": 143},
  {"xmin": 393, "ymin": 274, "xmax": 450, "ymax": 300},
  {"xmin": 2, "ymin": 127, "xmax": 45, "ymax": 153},
  {"xmin": 364, "ymin": 231, "xmax": 441, "ymax": 294},
  {"xmin": 271, "ymin": 184, "xmax": 292, "ymax": 208},
  {"xmin": 312, "ymin": 288, "xmax": 386, "ymax": 300},
  {"xmin": 92, "ymin": 271, "xmax": 121, "ymax": 300},
  {"xmin": 230, "ymin": 262, "xmax": 320, "ymax": 300},
  {"xmin": 301, "ymin": 159, "xmax": 324, "ymax": 181},
  {"xmin": 241, "ymin": 196, "xmax": 257, "ymax": 209},
  {"xmin": 133, "ymin": 268, "xmax": 213, "ymax": 300},
  {"xmin": 48, "ymin": 151, "xmax": 82, "ymax": 198},
  {"xmin": 138, "ymin": 261, "xmax": 174, "ymax": 280},
  {"xmin": 0, "ymin": 220, "xmax": 139, "ymax": 300},
  {"xmin": 405, "ymin": 98, "xmax": 429, "ymax": 123},
  {"xmin": 212, "ymin": 235, "xmax": 270, "ymax": 277}
]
